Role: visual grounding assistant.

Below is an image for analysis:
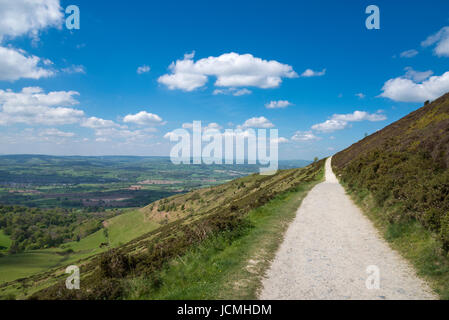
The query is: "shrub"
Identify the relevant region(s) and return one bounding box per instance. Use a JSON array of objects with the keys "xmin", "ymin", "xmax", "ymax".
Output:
[{"xmin": 100, "ymin": 249, "xmax": 135, "ymax": 278}]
